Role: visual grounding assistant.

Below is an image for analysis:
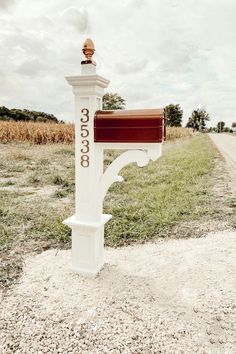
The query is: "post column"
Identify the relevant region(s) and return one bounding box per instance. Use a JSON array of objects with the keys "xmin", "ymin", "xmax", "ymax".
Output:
[{"xmin": 63, "ymin": 39, "xmax": 111, "ymax": 275}]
